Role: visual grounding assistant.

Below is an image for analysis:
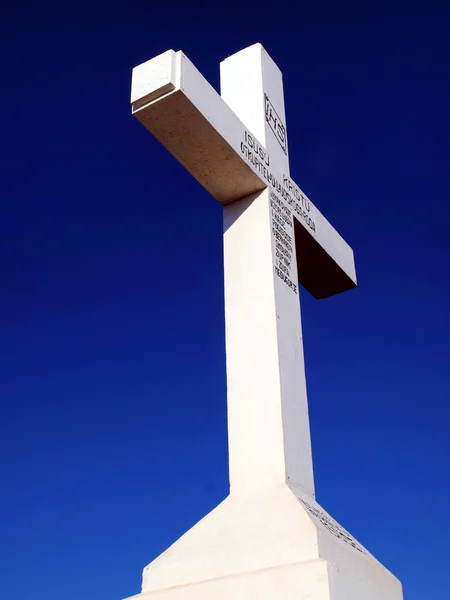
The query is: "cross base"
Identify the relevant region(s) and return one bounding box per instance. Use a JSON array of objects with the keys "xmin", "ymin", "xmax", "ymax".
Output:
[{"xmin": 124, "ymin": 486, "xmax": 402, "ymax": 600}]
